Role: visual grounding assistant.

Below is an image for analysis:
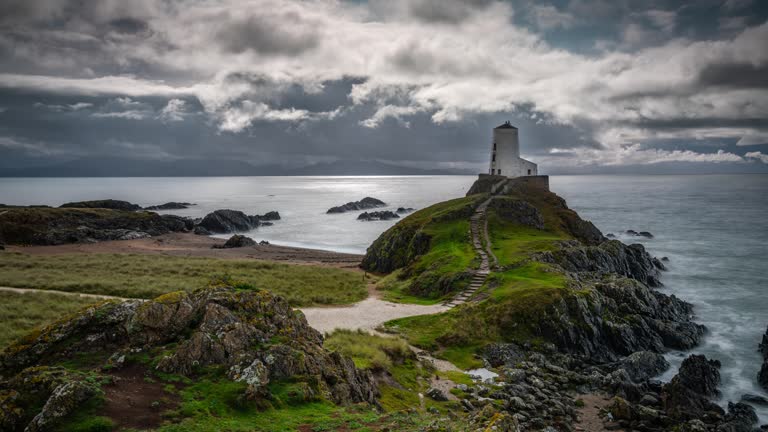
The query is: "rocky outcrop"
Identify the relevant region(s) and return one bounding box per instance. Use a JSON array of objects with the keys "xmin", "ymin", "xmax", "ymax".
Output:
[
  {"xmin": 396, "ymin": 207, "xmax": 415, "ymax": 214},
  {"xmin": 0, "ymin": 207, "xmax": 193, "ymax": 245},
  {"xmin": 488, "ymin": 198, "xmax": 544, "ymax": 230},
  {"xmin": 662, "ymin": 355, "xmax": 723, "ymax": 421},
  {"xmin": 535, "ymin": 240, "xmax": 664, "ymax": 287},
  {"xmin": 530, "ymin": 275, "xmax": 704, "ymax": 362},
  {"xmin": 717, "ymin": 402, "xmax": 758, "ymax": 432},
  {"xmin": 327, "ymin": 197, "xmax": 385, "ymax": 214},
  {"xmin": 60, "ymin": 199, "xmax": 142, "ymax": 211},
  {"xmin": 213, "ymin": 234, "xmax": 257, "ymax": 248},
  {"xmin": 144, "ymin": 202, "xmax": 194, "ymax": 210},
  {"xmin": 626, "ymin": 230, "xmax": 654, "ymax": 239},
  {"xmin": 357, "ymin": 211, "xmax": 399, "ymax": 221},
  {"xmin": 759, "ymin": 325, "xmax": 768, "ymax": 391},
  {"xmin": 0, "ymin": 287, "xmax": 377, "ymax": 430},
  {"xmin": 195, "ymin": 209, "xmax": 278, "ymax": 234}
]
